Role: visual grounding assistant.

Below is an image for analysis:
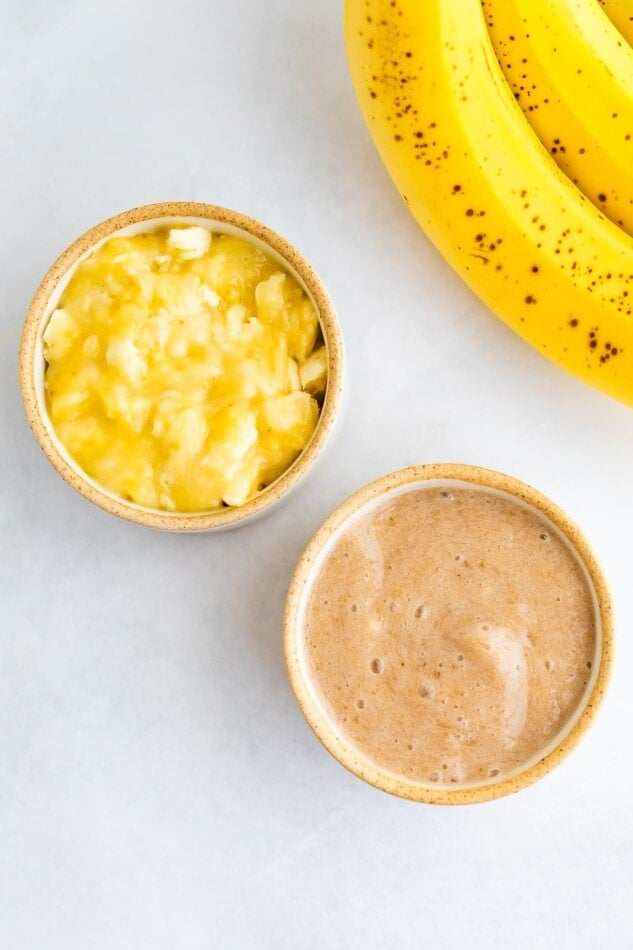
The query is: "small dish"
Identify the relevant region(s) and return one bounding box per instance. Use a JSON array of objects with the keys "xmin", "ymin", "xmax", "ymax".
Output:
[
  {"xmin": 19, "ymin": 202, "xmax": 344, "ymax": 531},
  {"xmin": 284, "ymin": 463, "xmax": 613, "ymax": 804}
]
